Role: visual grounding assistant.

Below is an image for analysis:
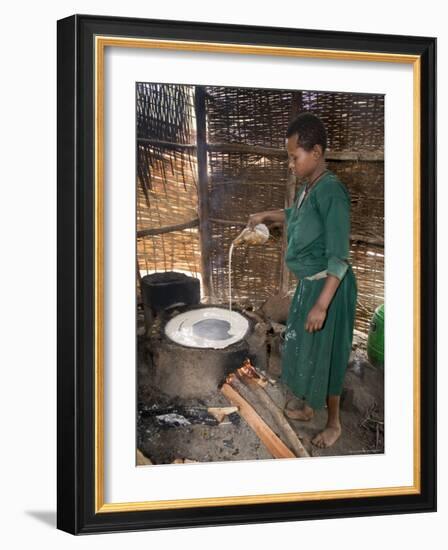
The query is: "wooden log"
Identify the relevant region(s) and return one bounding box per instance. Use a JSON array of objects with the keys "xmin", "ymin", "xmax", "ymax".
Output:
[
  {"xmin": 209, "ymin": 217, "xmax": 246, "ymax": 226},
  {"xmin": 137, "ymin": 137, "xmax": 197, "ymax": 150},
  {"xmin": 207, "ymin": 142, "xmax": 285, "ymax": 156},
  {"xmin": 226, "ymin": 374, "xmax": 278, "ymax": 431},
  {"xmin": 238, "ymin": 373, "xmax": 309, "ymax": 458},
  {"xmin": 350, "ymin": 233, "xmax": 384, "ymax": 247},
  {"xmin": 220, "ymin": 383, "xmax": 296, "ymax": 459},
  {"xmin": 280, "ymin": 92, "xmax": 301, "ymax": 294},
  {"xmin": 137, "ymin": 218, "xmax": 199, "ymax": 238},
  {"xmin": 136, "ymin": 137, "xmax": 384, "ymax": 162},
  {"xmin": 136, "ymin": 449, "xmax": 152, "ymax": 465},
  {"xmin": 211, "ymin": 179, "xmax": 286, "ymax": 187},
  {"xmin": 279, "ymin": 171, "xmax": 296, "ymax": 294},
  {"xmin": 237, "ymin": 358, "xmax": 269, "ymax": 387},
  {"xmin": 136, "ymin": 258, "xmax": 143, "ymax": 305},
  {"xmin": 208, "ymin": 143, "xmax": 384, "ymax": 162},
  {"xmin": 207, "ymin": 406, "xmax": 238, "ymax": 423},
  {"xmin": 194, "ymin": 86, "xmax": 213, "ymax": 301},
  {"xmin": 325, "ymin": 150, "xmax": 384, "ymax": 162}
]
